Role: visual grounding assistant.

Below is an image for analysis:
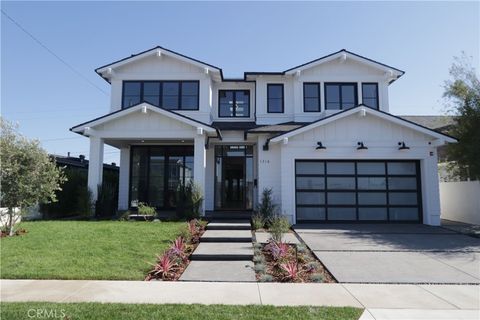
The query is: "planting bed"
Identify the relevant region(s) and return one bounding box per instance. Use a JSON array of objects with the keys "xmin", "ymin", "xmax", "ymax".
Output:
[
  {"xmin": 253, "ymin": 233, "xmax": 336, "ymax": 283},
  {"xmin": 145, "ymin": 219, "xmax": 206, "ymax": 281}
]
